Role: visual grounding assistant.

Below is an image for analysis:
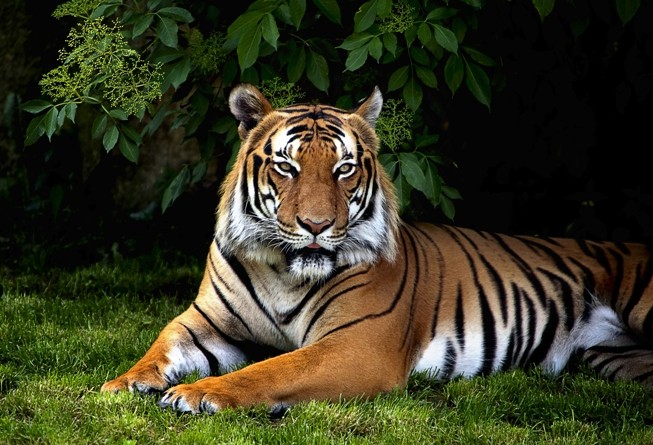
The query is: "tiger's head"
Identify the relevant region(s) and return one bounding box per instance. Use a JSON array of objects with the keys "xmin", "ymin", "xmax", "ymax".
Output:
[{"xmin": 215, "ymin": 84, "xmax": 399, "ymax": 283}]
